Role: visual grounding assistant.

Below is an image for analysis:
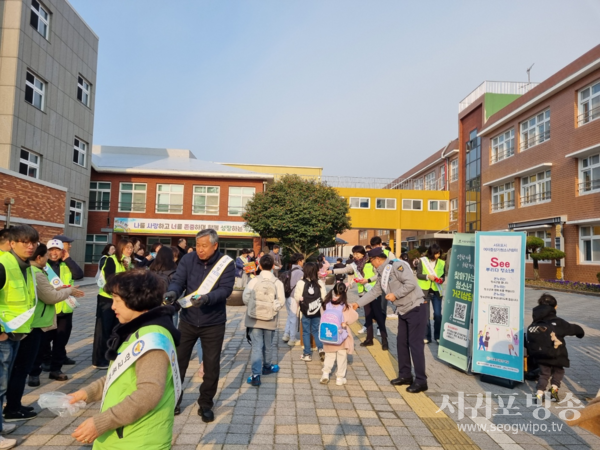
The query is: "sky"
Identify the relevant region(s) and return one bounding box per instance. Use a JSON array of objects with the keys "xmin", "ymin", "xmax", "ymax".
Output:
[{"xmin": 70, "ymin": 0, "xmax": 600, "ymax": 178}]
